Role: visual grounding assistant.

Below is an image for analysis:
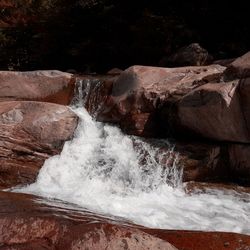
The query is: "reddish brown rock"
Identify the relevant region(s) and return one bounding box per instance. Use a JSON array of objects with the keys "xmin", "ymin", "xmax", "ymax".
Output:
[
  {"xmin": 224, "ymin": 51, "xmax": 250, "ymax": 80},
  {"xmin": 0, "ymin": 101, "xmax": 78, "ymax": 189},
  {"xmin": 0, "ymin": 70, "xmax": 76, "ymax": 105},
  {"xmin": 0, "ymin": 191, "xmax": 177, "ymax": 250},
  {"xmin": 177, "ymin": 80, "xmax": 250, "ymax": 143},
  {"xmin": 93, "ymin": 64, "xmax": 225, "ymax": 137},
  {"xmin": 146, "ymin": 229, "xmax": 250, "ymax": 250}
]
